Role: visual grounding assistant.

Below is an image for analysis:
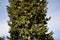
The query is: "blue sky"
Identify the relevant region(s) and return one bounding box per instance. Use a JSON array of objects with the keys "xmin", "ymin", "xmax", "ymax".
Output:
[{"xmin": 0, "ymin": 0, "xmax": 60, "ymax": 40}]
